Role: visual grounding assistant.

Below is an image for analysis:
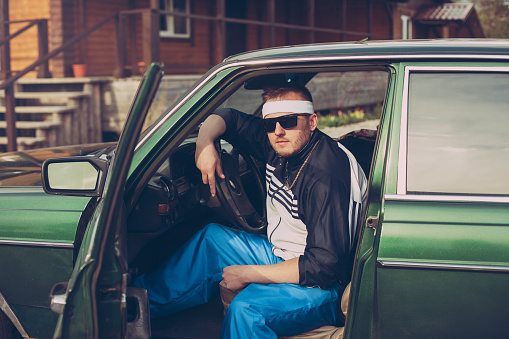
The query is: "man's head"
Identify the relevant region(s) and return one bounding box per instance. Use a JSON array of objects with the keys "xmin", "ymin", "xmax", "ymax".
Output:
[{"xmin": 261, "ymin": 84, "xmax": 317, "ymax": 158}]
